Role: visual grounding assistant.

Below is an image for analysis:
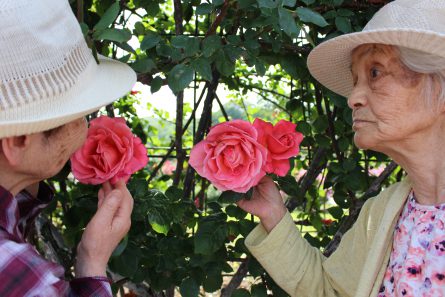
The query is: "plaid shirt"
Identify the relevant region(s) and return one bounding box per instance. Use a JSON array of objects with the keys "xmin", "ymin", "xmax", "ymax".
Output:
[{"xmin": 0, "ymin": 182, "xmax": 112, "ymax": 297}]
